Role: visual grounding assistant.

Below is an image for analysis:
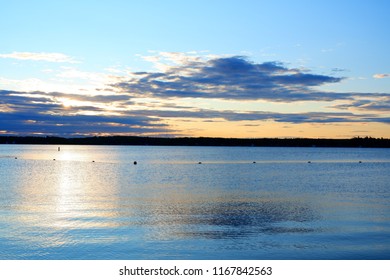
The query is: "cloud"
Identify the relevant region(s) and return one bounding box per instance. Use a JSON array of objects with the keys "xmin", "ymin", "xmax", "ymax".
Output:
[
  {"xmin": 3, "ymin": 87, "xmax": 388, "ymax": 137},
  {"xmin": 0, "ymin": 90, "xmax": 169, "ymax": 136},
  {"xmin": 128, "ymin": 108, "xmax": 387, "ymax": 124},
  {"xmin": 0, "ymin": 66, "xmax": 123, "ymax": 95},
  {"xmin": 331, "ymin": 68, "xmax": 347, "ymax": 73},
  {"xmin": 0, "ymin": 52, "xmax": 77, "ymax": 63},
  {"xmin": 0, "ymin": 113, "xmax": 168, "ymax": 136},
  {"xmin": 333, "ymin": 96, "xmax": 390, "ymax": 112},
  {"xmin": 373, "ymin": 73, "xmax": 390, "ymax": 79},
  {"xmin": 1, "ymin": 53, "xmax": 389, "ymax": 137},
  {"xmin": 113, "ymin": 55, "xmax": 349, "ymax": 102}
]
